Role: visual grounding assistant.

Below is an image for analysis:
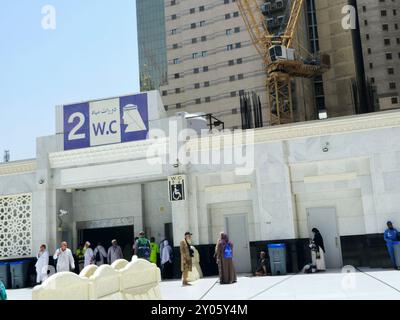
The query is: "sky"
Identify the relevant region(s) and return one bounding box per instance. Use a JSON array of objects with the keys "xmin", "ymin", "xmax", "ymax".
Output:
[{"xmin": 0, "ymin": 0, "xmax": 140, "ymax": 161}]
